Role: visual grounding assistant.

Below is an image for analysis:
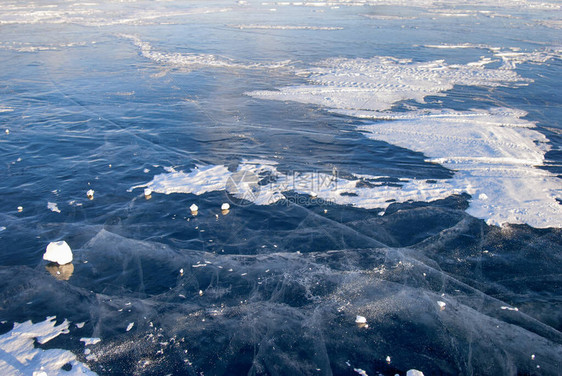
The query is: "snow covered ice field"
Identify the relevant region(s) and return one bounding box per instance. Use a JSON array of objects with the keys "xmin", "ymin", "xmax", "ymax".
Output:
[{"xmin": 0, "ymin": 0, "xmax": 561, "ymax": 374}]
